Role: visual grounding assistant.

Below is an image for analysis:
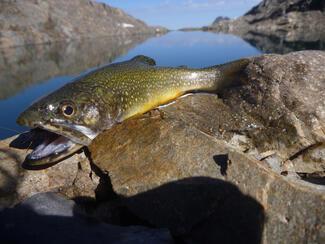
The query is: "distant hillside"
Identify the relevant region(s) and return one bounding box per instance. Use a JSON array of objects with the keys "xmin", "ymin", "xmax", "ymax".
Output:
[{"xmin": 0, "ymin": 0, "xmax": 167, "ymax": 48}]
